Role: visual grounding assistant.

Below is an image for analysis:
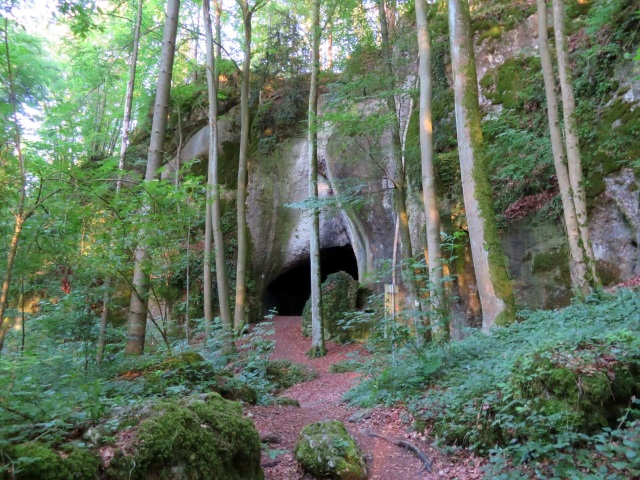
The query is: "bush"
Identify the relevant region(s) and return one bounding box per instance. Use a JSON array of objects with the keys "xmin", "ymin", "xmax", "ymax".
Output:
[{"xmin": 345, "ymin": 290, "xmax": 640, "ymax": 477}]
